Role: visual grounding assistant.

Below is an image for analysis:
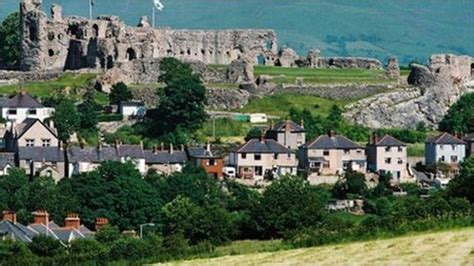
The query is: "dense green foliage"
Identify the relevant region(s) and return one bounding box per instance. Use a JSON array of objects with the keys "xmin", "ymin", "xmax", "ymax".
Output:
[
  {"xmin": 0, "ymin": 12, "xmax": 20, "ymax": 66},
  {"xmin": 439, "ymin": 93, "xmax": 474, "ymax": 134},
  {"xmin": 447, "ymin": 157, "xmax": 474, "ymax": 203},
  {"xmin": 109, "ymin": 82, "xmax": 133, "ymax": 106}
]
